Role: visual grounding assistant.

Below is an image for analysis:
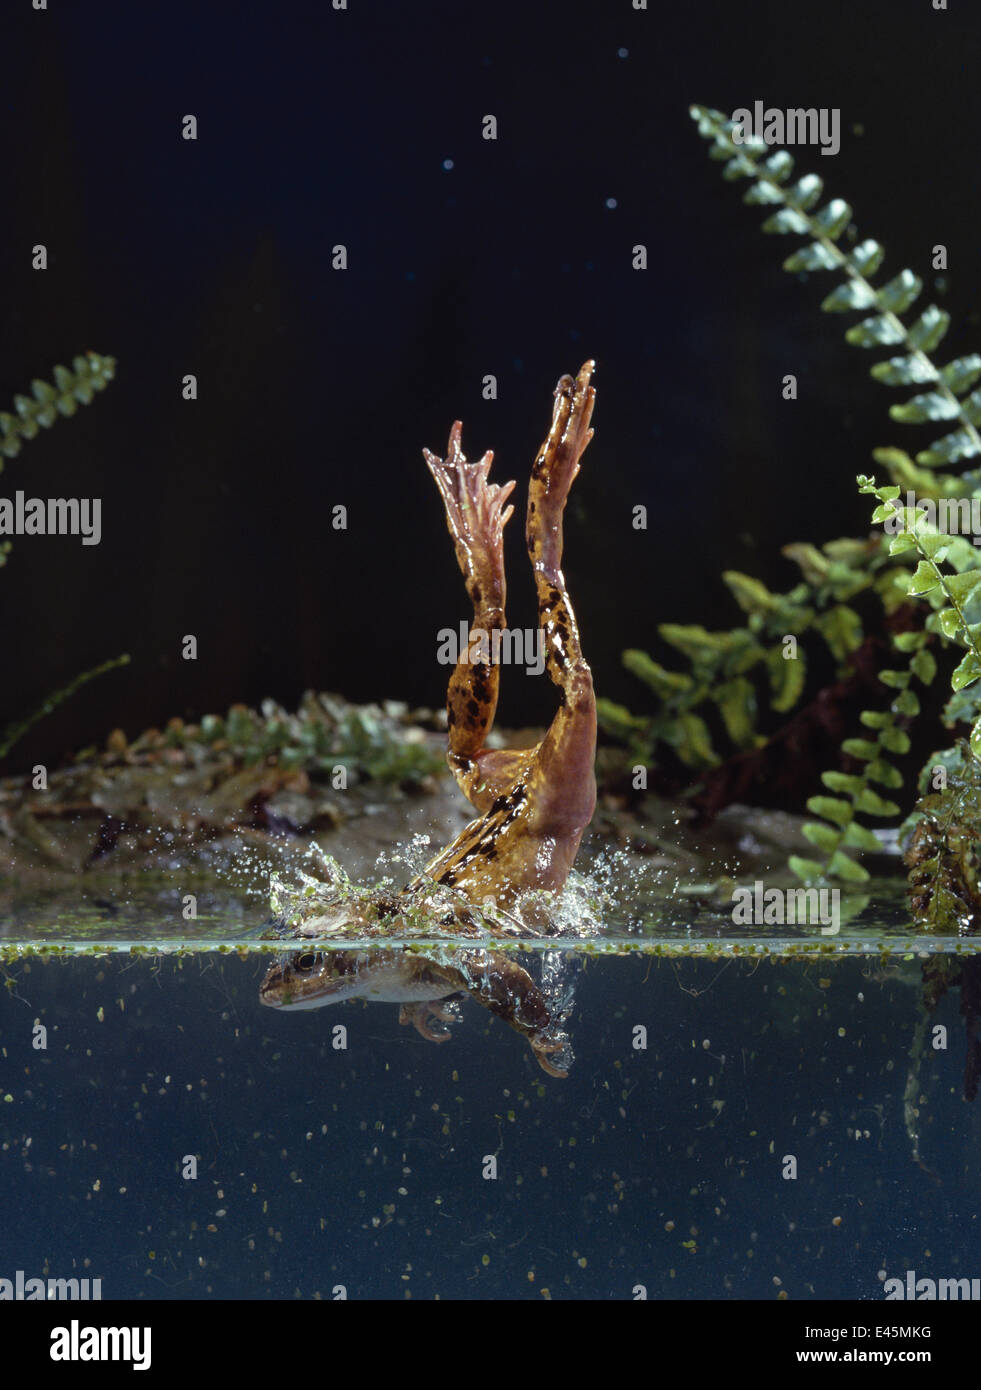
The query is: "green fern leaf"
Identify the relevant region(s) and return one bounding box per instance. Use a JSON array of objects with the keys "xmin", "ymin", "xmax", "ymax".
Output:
[
  {"xmin": 890, "ymin": 391, "xmax": 962, "ymax": 423},
  {"xmin": 905, "ymin": 306, "xmax": 950, "ymax": 352},
  {"xmin": 940, "ymin": 356, "xmax": 981, "ymax": 394},
  {"xmin": 871, "ymin": 356, "xmax": 938, "ymax": 387},
  {"xmin": 875, "ymin": 271, "xmax": 922, "ymax": 315}
]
